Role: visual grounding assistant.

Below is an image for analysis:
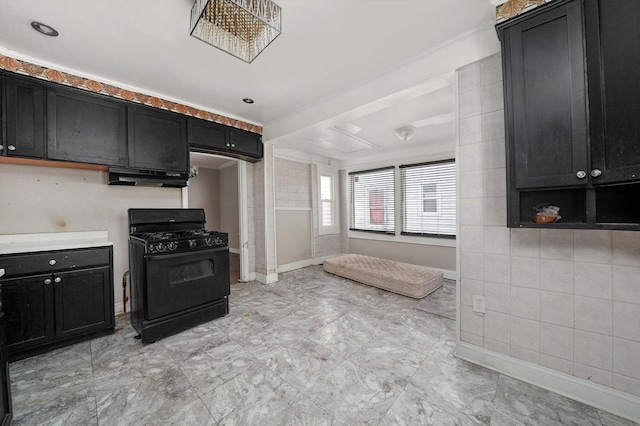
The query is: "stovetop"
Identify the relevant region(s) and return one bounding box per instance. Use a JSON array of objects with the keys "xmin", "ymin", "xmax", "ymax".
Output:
[{"xmin": 131, "ymin": 229, "xmax": 228, "ymax": 254}]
